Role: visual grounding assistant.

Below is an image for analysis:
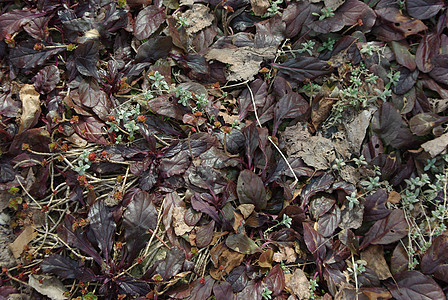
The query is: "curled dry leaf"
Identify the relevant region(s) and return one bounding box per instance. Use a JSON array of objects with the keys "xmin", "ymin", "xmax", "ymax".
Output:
[
  {"xmin": 8, "ymin": 225, "xmax": 37, "ymax": 259},
  {"xmin": 28, "ymin": 274, "xmax": 68, "ymax": 300},
  {"xmin": 18, "ymin": 84, "xmax": 41, "ymax": 134},
  {"xmin": 285, "ymin": 268, "xmax": 311, "ymax": 300}
]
